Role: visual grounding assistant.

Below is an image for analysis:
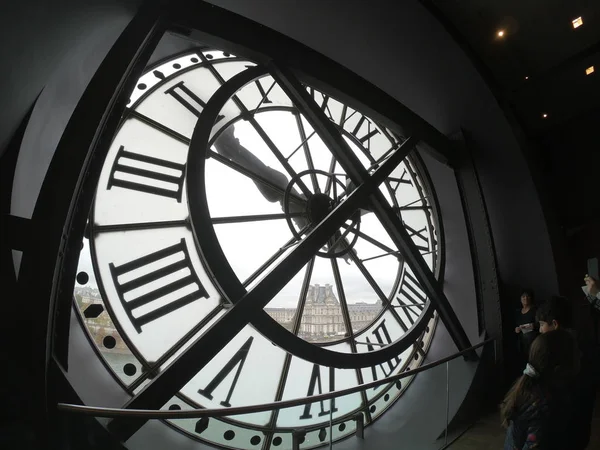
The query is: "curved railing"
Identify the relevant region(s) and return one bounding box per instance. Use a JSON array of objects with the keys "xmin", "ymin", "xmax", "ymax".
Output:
[{"xmin": 58, "ymin": 338, "xmax": 496, "ymax": 449}]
